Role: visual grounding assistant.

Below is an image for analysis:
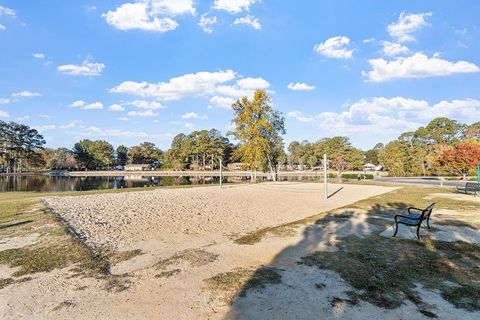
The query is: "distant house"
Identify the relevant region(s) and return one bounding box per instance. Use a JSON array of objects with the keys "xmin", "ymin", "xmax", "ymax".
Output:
[
  {"xmin": 227, "ymin": 162, "xmax": 243, "ymax": 171},
  {"xmin": 124, "ymin": 164, "xmax": 149, "ymax": 171}
]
